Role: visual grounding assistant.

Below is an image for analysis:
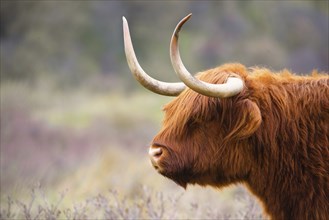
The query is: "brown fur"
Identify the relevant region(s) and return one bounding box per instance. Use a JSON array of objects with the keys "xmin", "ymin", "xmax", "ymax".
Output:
[{"xmin": 152, "ymin": 63, "xmax": 329, "ymax": 220}]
